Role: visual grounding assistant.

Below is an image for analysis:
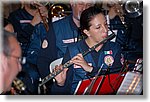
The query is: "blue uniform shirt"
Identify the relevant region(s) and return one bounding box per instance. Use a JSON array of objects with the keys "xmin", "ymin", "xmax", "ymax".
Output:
[
  {"xmin": 53, "ymin": 14, "xmax": 81, "ymax": 58},
  {"xmin": 8, "ymin": 8, "xmax": 47, "ymax": 65},
  {"xmin": 8, "ymin": 7, "xmax": 48, "ymax": 94},
  {"xmin": 51, "ymin": 40, "xmax": 124, "ymax": 94},
  {"xmin": 37, "ymin": 14, "xmax": 81, "ymax": 78}
]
